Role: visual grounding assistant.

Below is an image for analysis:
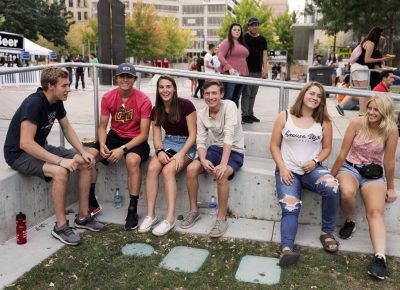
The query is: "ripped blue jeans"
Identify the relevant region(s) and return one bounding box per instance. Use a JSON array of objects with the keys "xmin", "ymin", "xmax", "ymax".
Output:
[{"xmin": 275, "ymin": 166, "xmax": 340, "ymax": 250}]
